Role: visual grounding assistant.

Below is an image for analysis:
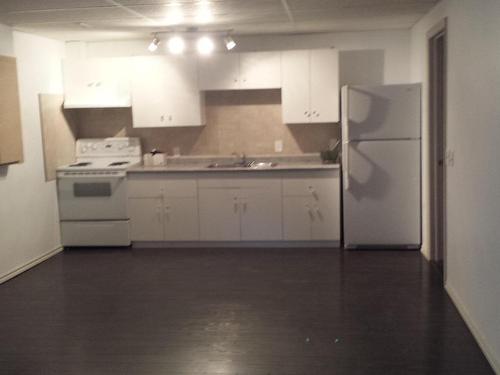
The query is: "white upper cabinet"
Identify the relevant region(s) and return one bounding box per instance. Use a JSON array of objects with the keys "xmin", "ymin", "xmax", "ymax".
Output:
[
  {"xmin": 239, "ymin": 52, "xmax": 281, "ymax": 89},
  {"xmin": 130, "ymin": 55, "xmax": 205, "ymax": 128},
  {"xmin": 281, "ymin": 50, "xmax": 310, "ymax": 124},
  {"xmin": 281, "ymin": 48, "xmax": 339, "ymax": 124},
  {"xmin": 198, "ymin": 53, "xmax": 240, "ymax": 90},
  {"xmin": 310, "ymin": 49, "xmax": 340, "ymax": 123},
  {"xmin": 198, "ymin": 51, "xmax": 281, "ymax": 91},
  {"xmin": 63, "ymin": 58, "xmax": 131, "ymax": 109}
]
